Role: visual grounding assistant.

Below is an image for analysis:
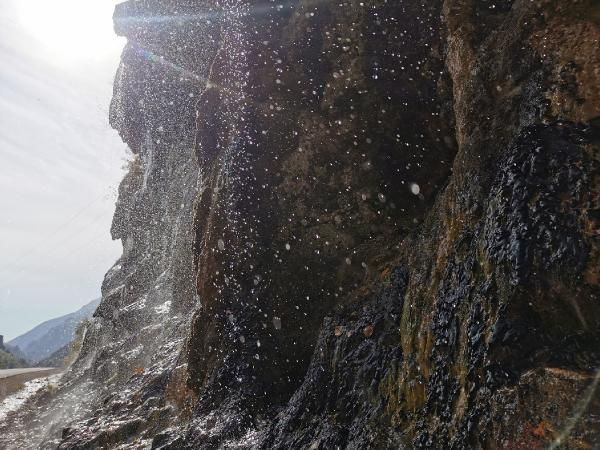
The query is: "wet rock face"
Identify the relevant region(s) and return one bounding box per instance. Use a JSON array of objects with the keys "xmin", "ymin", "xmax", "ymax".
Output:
[
  {"xmin": 410, "ymin": 121, "xmax": 599, "ymax": 449},
  {"xmin": 258, "ymin": 267, "xmax": 409, "ymax": 449},
  {"xmin": 182, "ymin": 0, "xmax": 599, "ymax": 447},
  {"xmin": 184, "ymin": 0, "xmax": 456, "ymax": 426},
  {"xmin": 483, "ymin": 123, "xmax": 593, "ymax": 286},
  {"xmin": 3, "ymin": 0, "xmax": 599, "ymax": 448}
]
